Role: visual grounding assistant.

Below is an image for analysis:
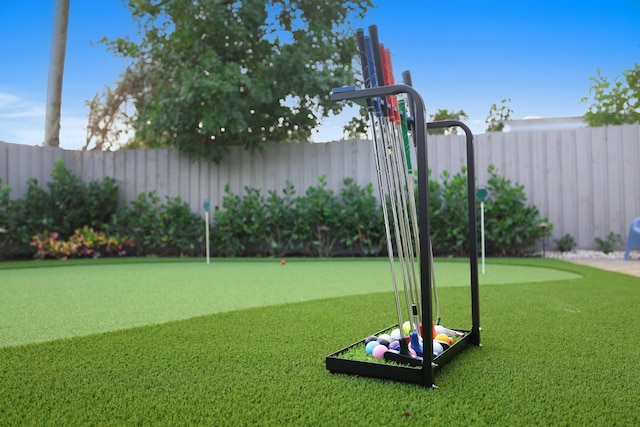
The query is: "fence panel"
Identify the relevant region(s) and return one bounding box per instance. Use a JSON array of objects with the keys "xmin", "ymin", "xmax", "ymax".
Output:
[{"xmin": 1, "ymin": 123, "xmax": 639, "ymax": 250}]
